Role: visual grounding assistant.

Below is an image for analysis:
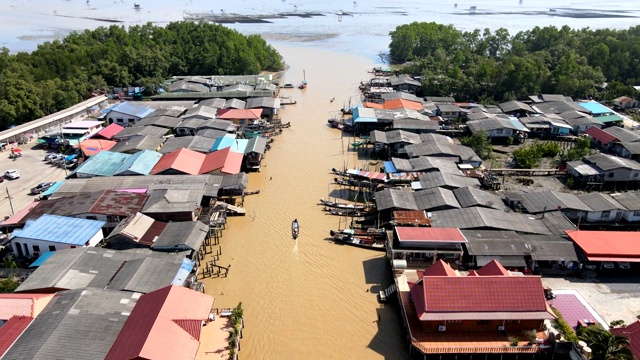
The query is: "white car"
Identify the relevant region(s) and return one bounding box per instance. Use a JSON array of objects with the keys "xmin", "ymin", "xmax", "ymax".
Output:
[{"xmin": 4, "ymin": 170, "xmax": 20, "ymax": 180}]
